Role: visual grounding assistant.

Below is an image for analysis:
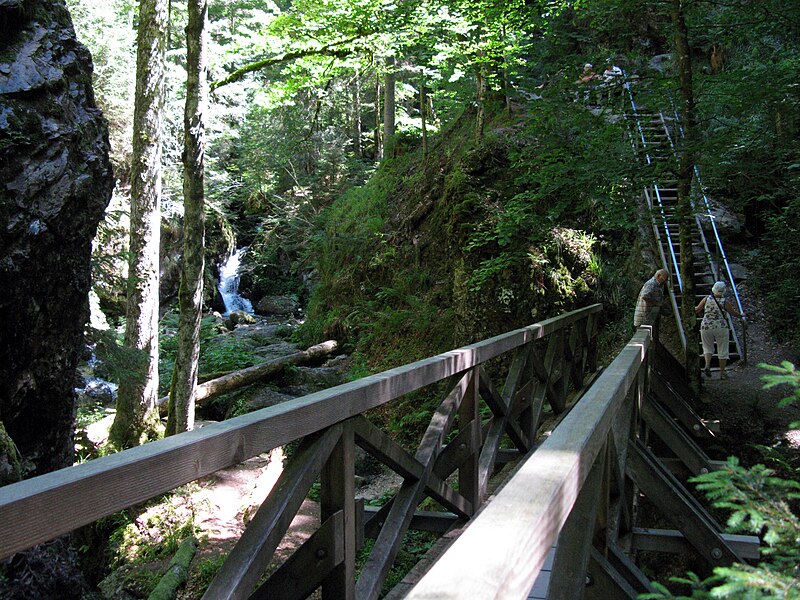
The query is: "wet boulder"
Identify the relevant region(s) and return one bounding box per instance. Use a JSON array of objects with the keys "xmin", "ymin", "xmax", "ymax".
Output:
[{"xmin": 255, "ymin": 295, "xmax": 299, "ymax": 316}]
